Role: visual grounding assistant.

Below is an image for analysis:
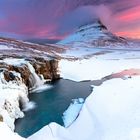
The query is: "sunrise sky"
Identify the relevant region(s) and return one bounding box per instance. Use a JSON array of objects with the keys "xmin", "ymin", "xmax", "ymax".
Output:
[{"xmin": 0, "ymin": 0, "xmax": 140, "ymax": 40}]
